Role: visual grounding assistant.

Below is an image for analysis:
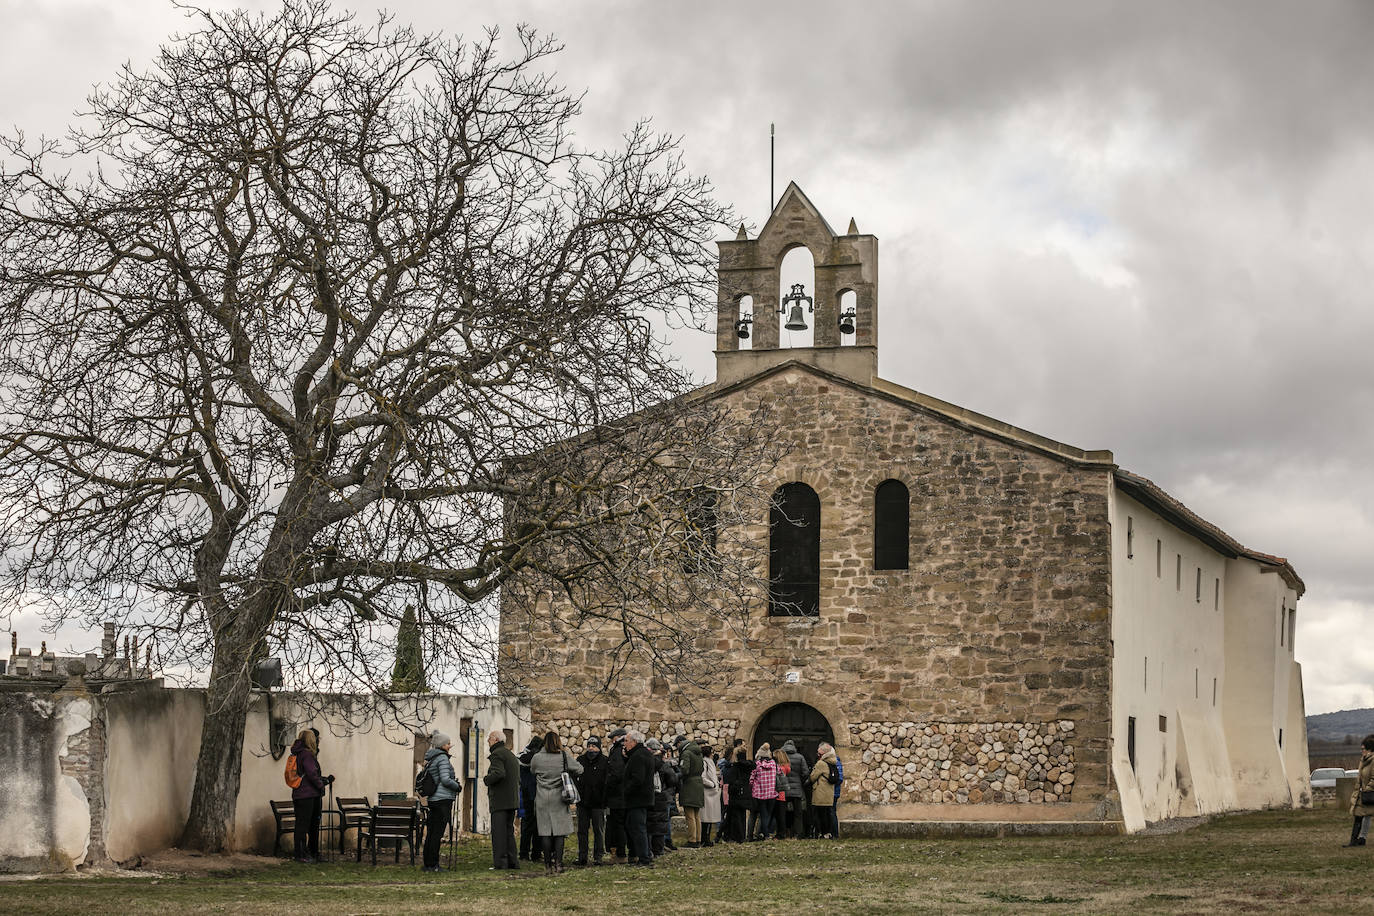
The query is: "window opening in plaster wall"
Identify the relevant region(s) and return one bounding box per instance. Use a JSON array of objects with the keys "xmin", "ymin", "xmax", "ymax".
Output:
[
  {"xmin": 1156, "ymin": 539, "xmax": 1162, "ymax": 577},
  {"xmin": 1278, "ymin": 728, "xmax": 1284, "ymax": 748},
  {"xmin": 1214, "ymin": 578, "xmax": 1220, "ymax": 610},
  {"xmin": 1279, "ymin": 599, "xmax": 1285, "ymax": 646},
  {"xmin": 1195, "ymin": 668, "xmax": 1199, "ymax": 699},
  {"xmin": 1288, "ymin": 608, "xmax": 1296, "ymax": 652},
  {"xmin": 1195, "ymin": 567, "xmax": 1202, "ymax": 602},
  {"xmin": 1159, "ymin": 715, "xmax": 1168, "ymax": 733},
  {"xmin": 838, "ymin": 289, "xmax": 858, "ymax": 347},
  {"xmin": 1127, "ymin": 516, "xmax": 1134, "ymax": 558},
  {"xmin": 1144, "ymin": 656, "xmax": 1148, "ymax": 692},
  {"xmin": 1213, "ymin": 677, "xmax": 1218, "ymax": 706},
  {"xmin": 778, "ymin": 246, "xmax": 816, "ymax": 349},
  {"xmin": 874, "ymin": 479, "xmax": 910, "ymax": 570},
  {"xmin": 737, "ymin": 295, "xmax": 754, "ymax": 351},
  {"xmin": 1127, "ymin": 717, "xmax": 1137, "ymax": 772},
  {"xmin": 1176, "ymin": 554, "xmax": 1182, "ymax": 590}
]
